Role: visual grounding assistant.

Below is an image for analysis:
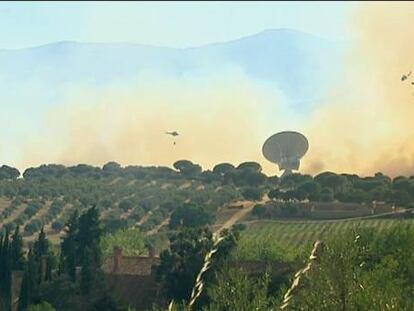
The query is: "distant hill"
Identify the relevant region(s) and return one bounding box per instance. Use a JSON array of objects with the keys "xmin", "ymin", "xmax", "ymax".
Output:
[{"xmin": 0, "ymin": 29, "xmax": 347, "ymax": 112}]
